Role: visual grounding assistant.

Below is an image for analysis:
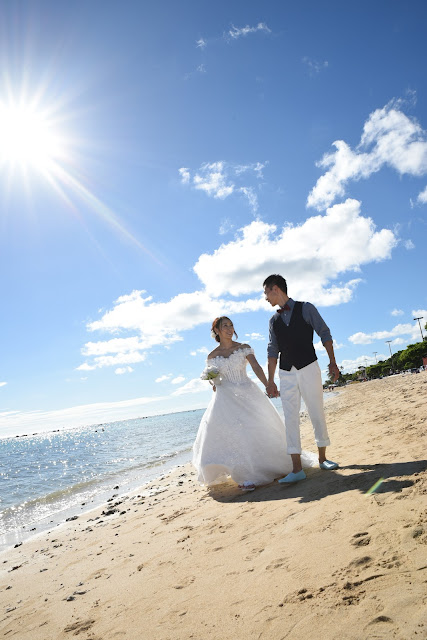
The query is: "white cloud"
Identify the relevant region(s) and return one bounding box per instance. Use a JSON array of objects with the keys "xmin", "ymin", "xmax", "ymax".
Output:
[
  {"xmin": 339, "ymin": 354, "xmax": 384, "ymax": 374},
  {"xmin": 194, "ymin": 199, "xmax": 396, "ymax": 299},
  {"xmin": 77, "ymin": 335, "xmax": 151, "ymax": 371},
  {"xmin": 349, "ymin": 322, "xmax": 420, "ymax": 345},
  {"xmin": 227, "ymin": 23, "xmax": 271, "ymax": 40},
  {"xmin": 192, "ymin": 161, "xmax": 234, "ymax": 199},
  {"xmin": 307, "ymin": 98, "xmax": 427, "ymax": 211},
  {"xmin": 239, "ymin": 186, "xmax": 258, "ymax": 213},
  {"xmin": 78, "ymin": 288, "xmax": 268, "ymax": 370},
  {"xmin": 196, "ymin": 38, "xmax": 207, "ymax": 49},
  {"xmin": 77, "ymin": 351, "xmax": 147, "ymax": 371},
  {"xmin": 0, "ymin": 381, "xmax": 7, "ymax": 387},
  {"xmin": 302, "ymin": 57, "xmax": 328, "ymax": 74},
  {"xmin": 314, "ymin": 339, "xmax": 343, "ymax": 353},
  {"xmin": 82, "ymin": 336, "xmax": 146, "ymax": 355},
  {"xmin": 412, "ymin": 308, "xmax": 427, "ymax": 317},
  {"xmin": 190, "ymin": 346, "xmax": 209, "ymax": 356},
  {"xmin": 155, "ymin": 374, "xmax": 172, "ymax": 383},
  {"xmin": 219, "ymin": 217, "xmax": 234, "ymax": 235},
  {"xmin": 417, "ymin": 185, "xmax": 427, "ymax": 203},
  {"xmin": 79, "ymin": 200, "xmax": 398, "ymax": 371},
  {"xmin": 404, "ymin": 239, "xmax": 415, "ymax": 250},
  {"xmin": 235, "ymin": 161, "xmax": 267, "ymax": 178},
  {"xmin": 179, "ymin": 161, "xmax": 265, "ymax": 212},
  {"xmin": 178, "ymin": 167, "xmax": 190, "ymax": 184},
  {"xmin": 245, "ymin": 332, "xmax": 265, "ymax": 341},
  {"xmin": 171, "ymin": 376, "xmax": 186, "ymax": 385},
  {"xmin": 184, "ymin": 64, "xmax": 208, "ymax": 80},
  {"xmin": 172, "ymin": 377, "xmax": 207, "ymax": 396},
  {"xmin": 391, "ymin": 308, "xmax": 404, "ymax": 316},
  {"xmin": 115, "ymin": 366, "xmax": 134, "ymax": 375}
]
